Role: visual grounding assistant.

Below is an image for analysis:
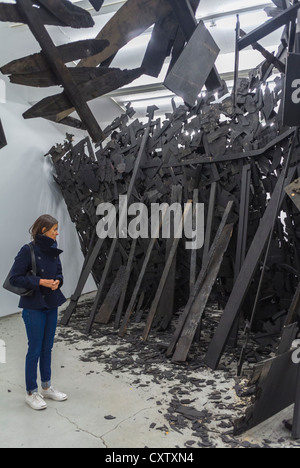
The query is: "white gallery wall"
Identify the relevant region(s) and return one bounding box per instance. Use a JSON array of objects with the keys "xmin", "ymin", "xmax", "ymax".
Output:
[{"xmin": 0, "ymin": 77, "xmax": 95, "ymax": 318}]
